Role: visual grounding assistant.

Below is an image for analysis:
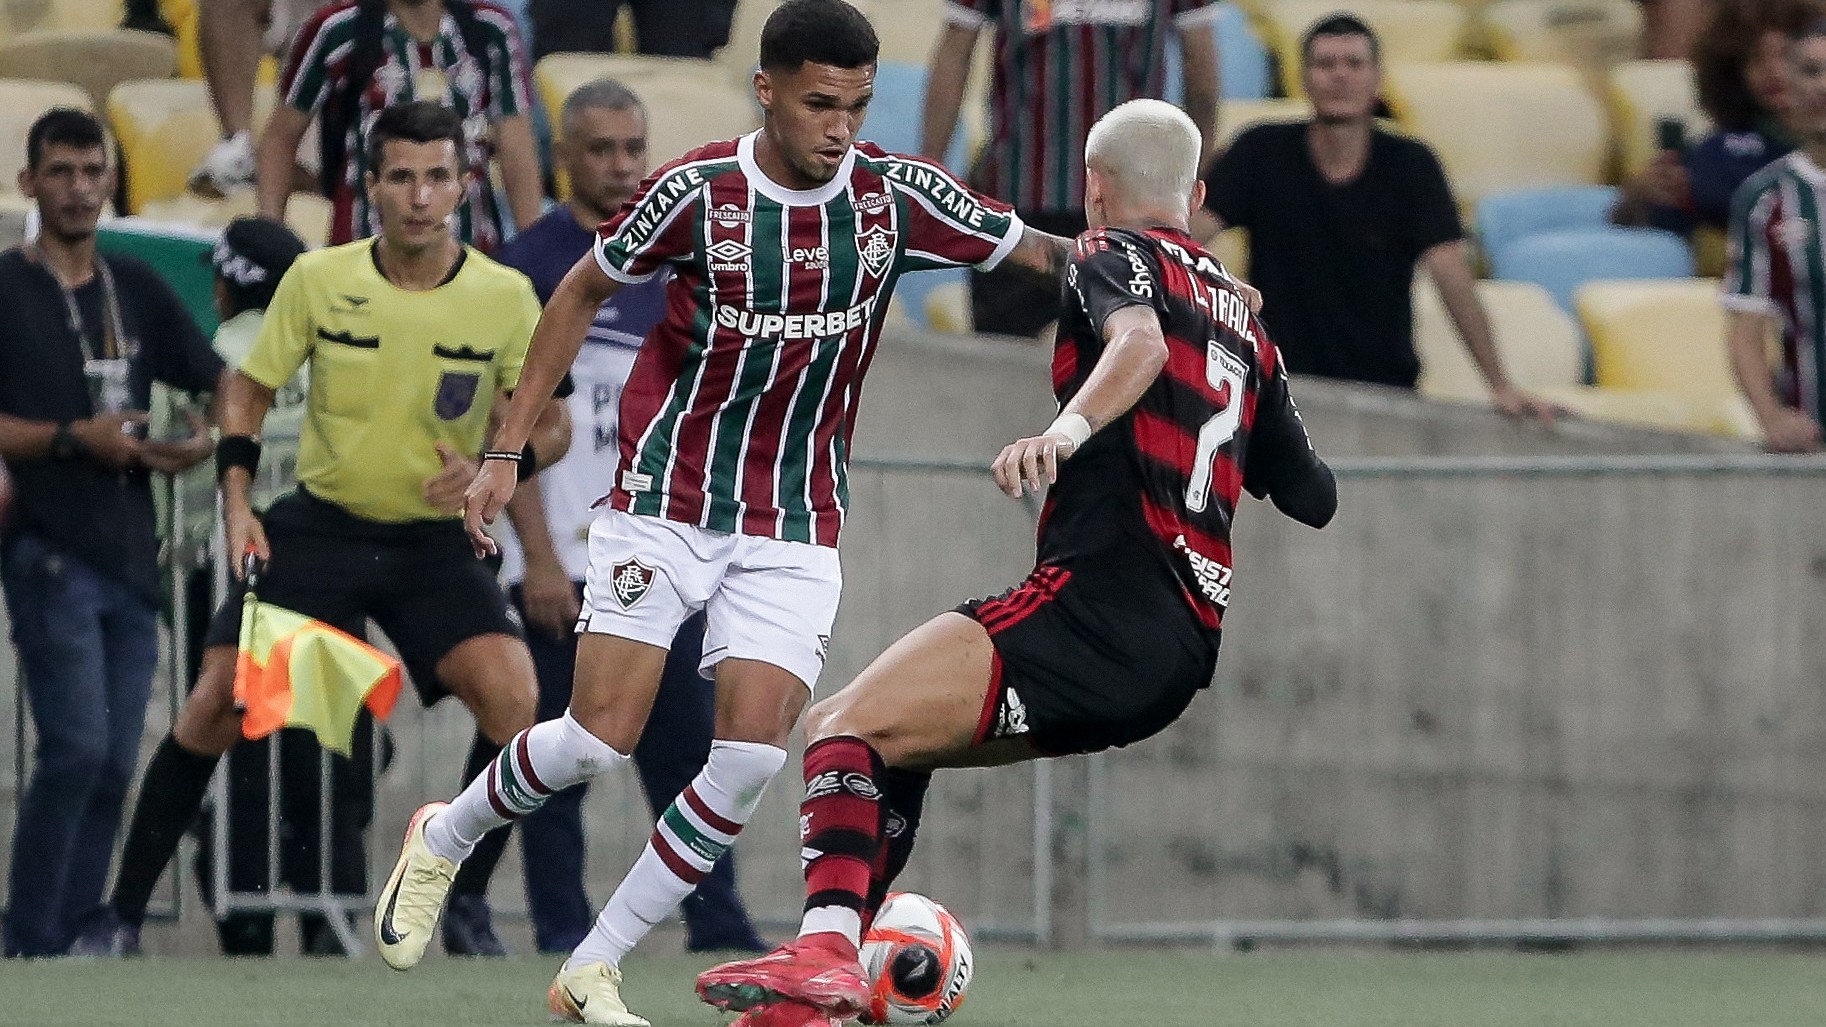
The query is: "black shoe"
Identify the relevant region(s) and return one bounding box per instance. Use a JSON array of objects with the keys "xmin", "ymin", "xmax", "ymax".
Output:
[
  {"xmin": 441, "ymin": 894, "xmax": 508, "ymax": 958},
  {"xmin": 66, "ymin": 907, "xmax": 141, "ymax": 958}
]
